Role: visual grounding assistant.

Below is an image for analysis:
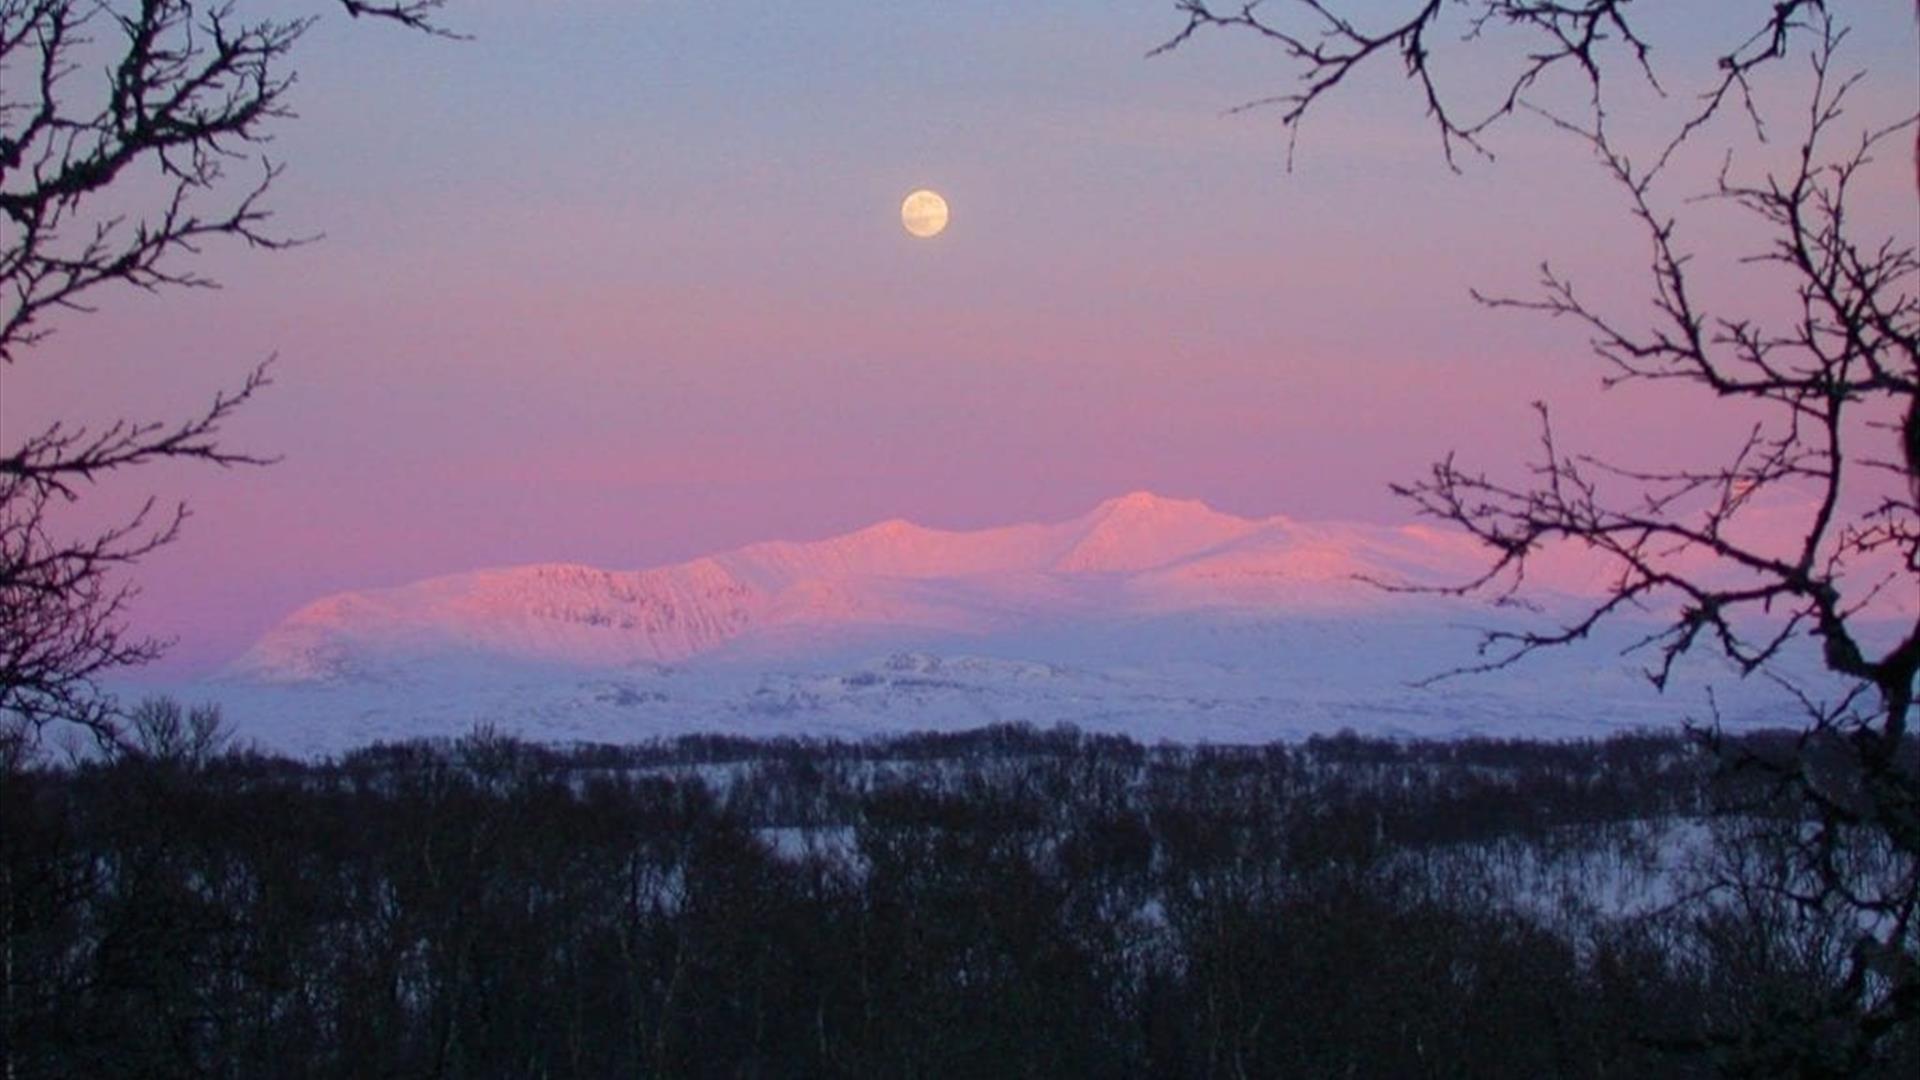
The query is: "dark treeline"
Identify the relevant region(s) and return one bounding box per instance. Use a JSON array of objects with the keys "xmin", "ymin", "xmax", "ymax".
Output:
[{"xmin": 3, "ymin": 710, "xmax": 1911, "ymax": 1077}]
